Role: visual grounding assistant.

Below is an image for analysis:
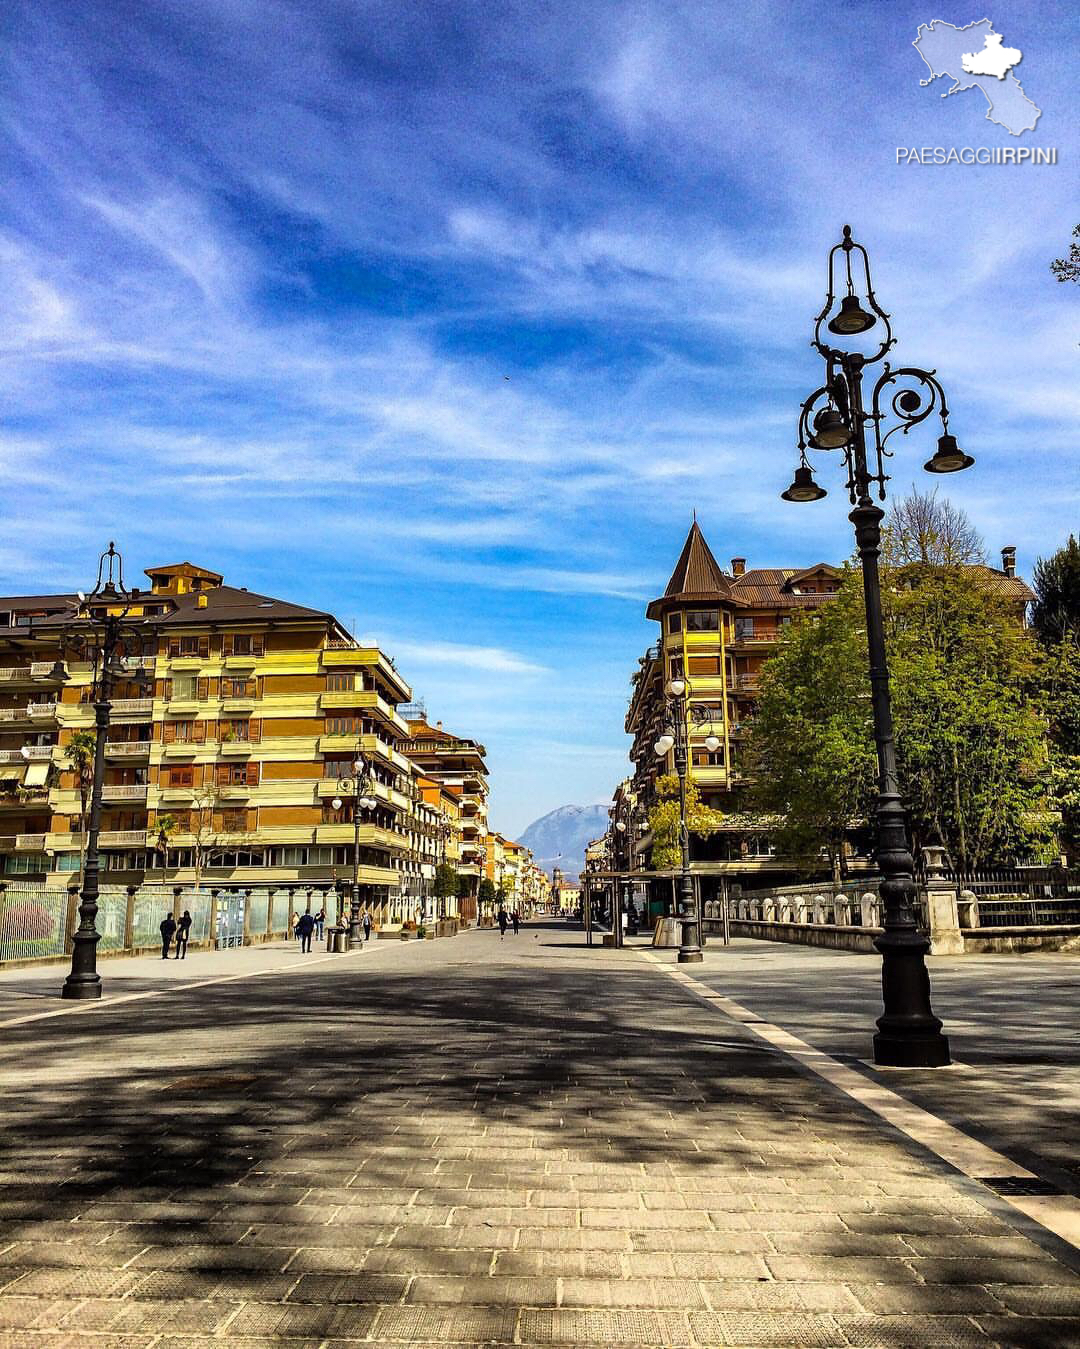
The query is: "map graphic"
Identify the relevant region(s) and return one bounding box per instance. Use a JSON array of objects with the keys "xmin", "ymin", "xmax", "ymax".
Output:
[{"xmin": 914, "ymin": 19, "xmax": 1041, "ymax": 135}]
